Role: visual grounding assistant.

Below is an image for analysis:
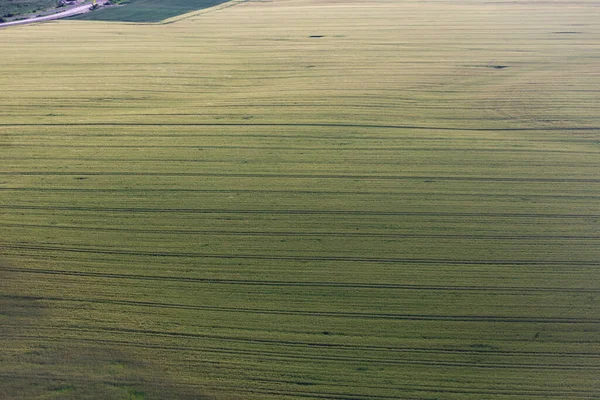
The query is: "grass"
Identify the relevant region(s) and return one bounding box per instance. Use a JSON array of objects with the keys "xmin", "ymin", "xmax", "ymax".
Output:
[
  {"xmin": 0, "ymin": 0, "xmax": 57, "ymax": 18},
  {"xmin": 1, "ymin": 0, "xmax": 599, "ymax": 399},
  {"xmin": 72, "ymin": 0, "xmax": 235, "ymax": 22}
]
